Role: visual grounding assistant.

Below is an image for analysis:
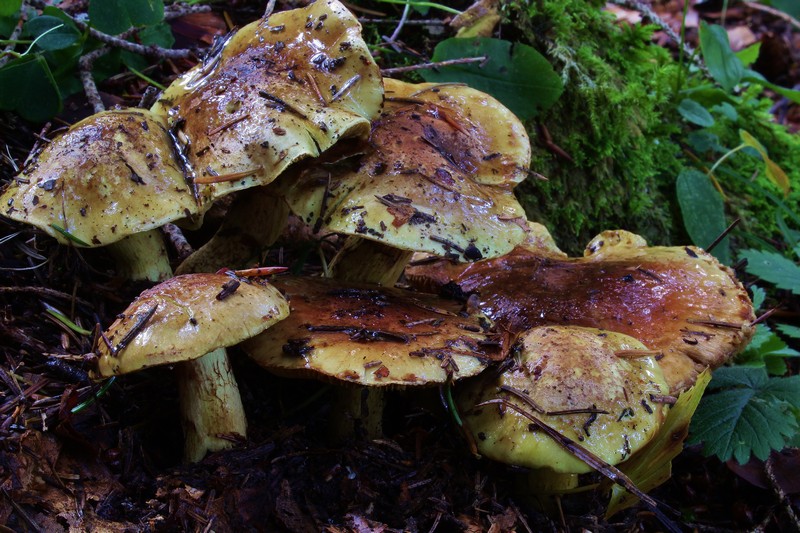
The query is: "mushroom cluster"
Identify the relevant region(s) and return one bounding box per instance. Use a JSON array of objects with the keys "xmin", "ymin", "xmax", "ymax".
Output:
[{"xmin": 0, "ymin": 0, "xmax": 755, "ymax": 515}]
